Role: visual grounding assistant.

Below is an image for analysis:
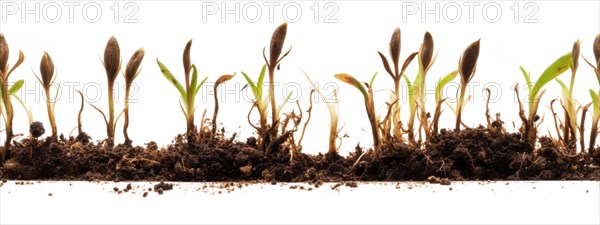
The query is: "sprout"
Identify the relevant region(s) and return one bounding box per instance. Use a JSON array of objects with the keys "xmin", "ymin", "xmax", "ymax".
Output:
[
  {"xmin": 0, "ymin": 33, "xmax": 25, "ymax": 162},
  {"xmin": 305, "ymin": 71, "xmax": 340, "ymax": 156},
  {"xmin": 91, "ymin": 36, "xmax": 122, "ymax": 143},
  {"xmin": 456, "ymin": 39, "xmax": 481, "ymax": 131},
  {"xmin": 242, "ymin": 65, "xmax": 269, "ymax": 149},
  {"xmin": 34, "ymin": 52, "xmax": 59, "ymax": 138},
  {"xmin": 405, "ymin": 32, "xmax": 437, "ymax": 145},
  {"xmin": 377, "ymin": 27, "xmax": 417, "ymax": 142},
  {"xmin": 157, "ymin": 39, "xmax": 208, "ymax": 133},
  {"xmin": 432, "ymin": 70, "xmax": 458, "ymax": 135},
  {"xmin": 517, "ymin": 51, "xmax": 572, "ymax": 150},
  {"xmin": 212, "ymin": 73, "xmax": 235, "ymax": 135},
  {"xmin": 335, "ymin": 72, "xmax": 381, "ymax": 158},
  {"xmin": 263, "ymin": 22, "xmax": 291, "ymax": 142},
  {"xmin": 588, "ymin": 90, "xmax": 600, "ymax": 153},
  {"xmin": 553, "ymin": 41, "xmax": 581, "ymax": 151},
  {"xmin": 123, "ymin": 48, "xmax": 145, "ymax": 145}
]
